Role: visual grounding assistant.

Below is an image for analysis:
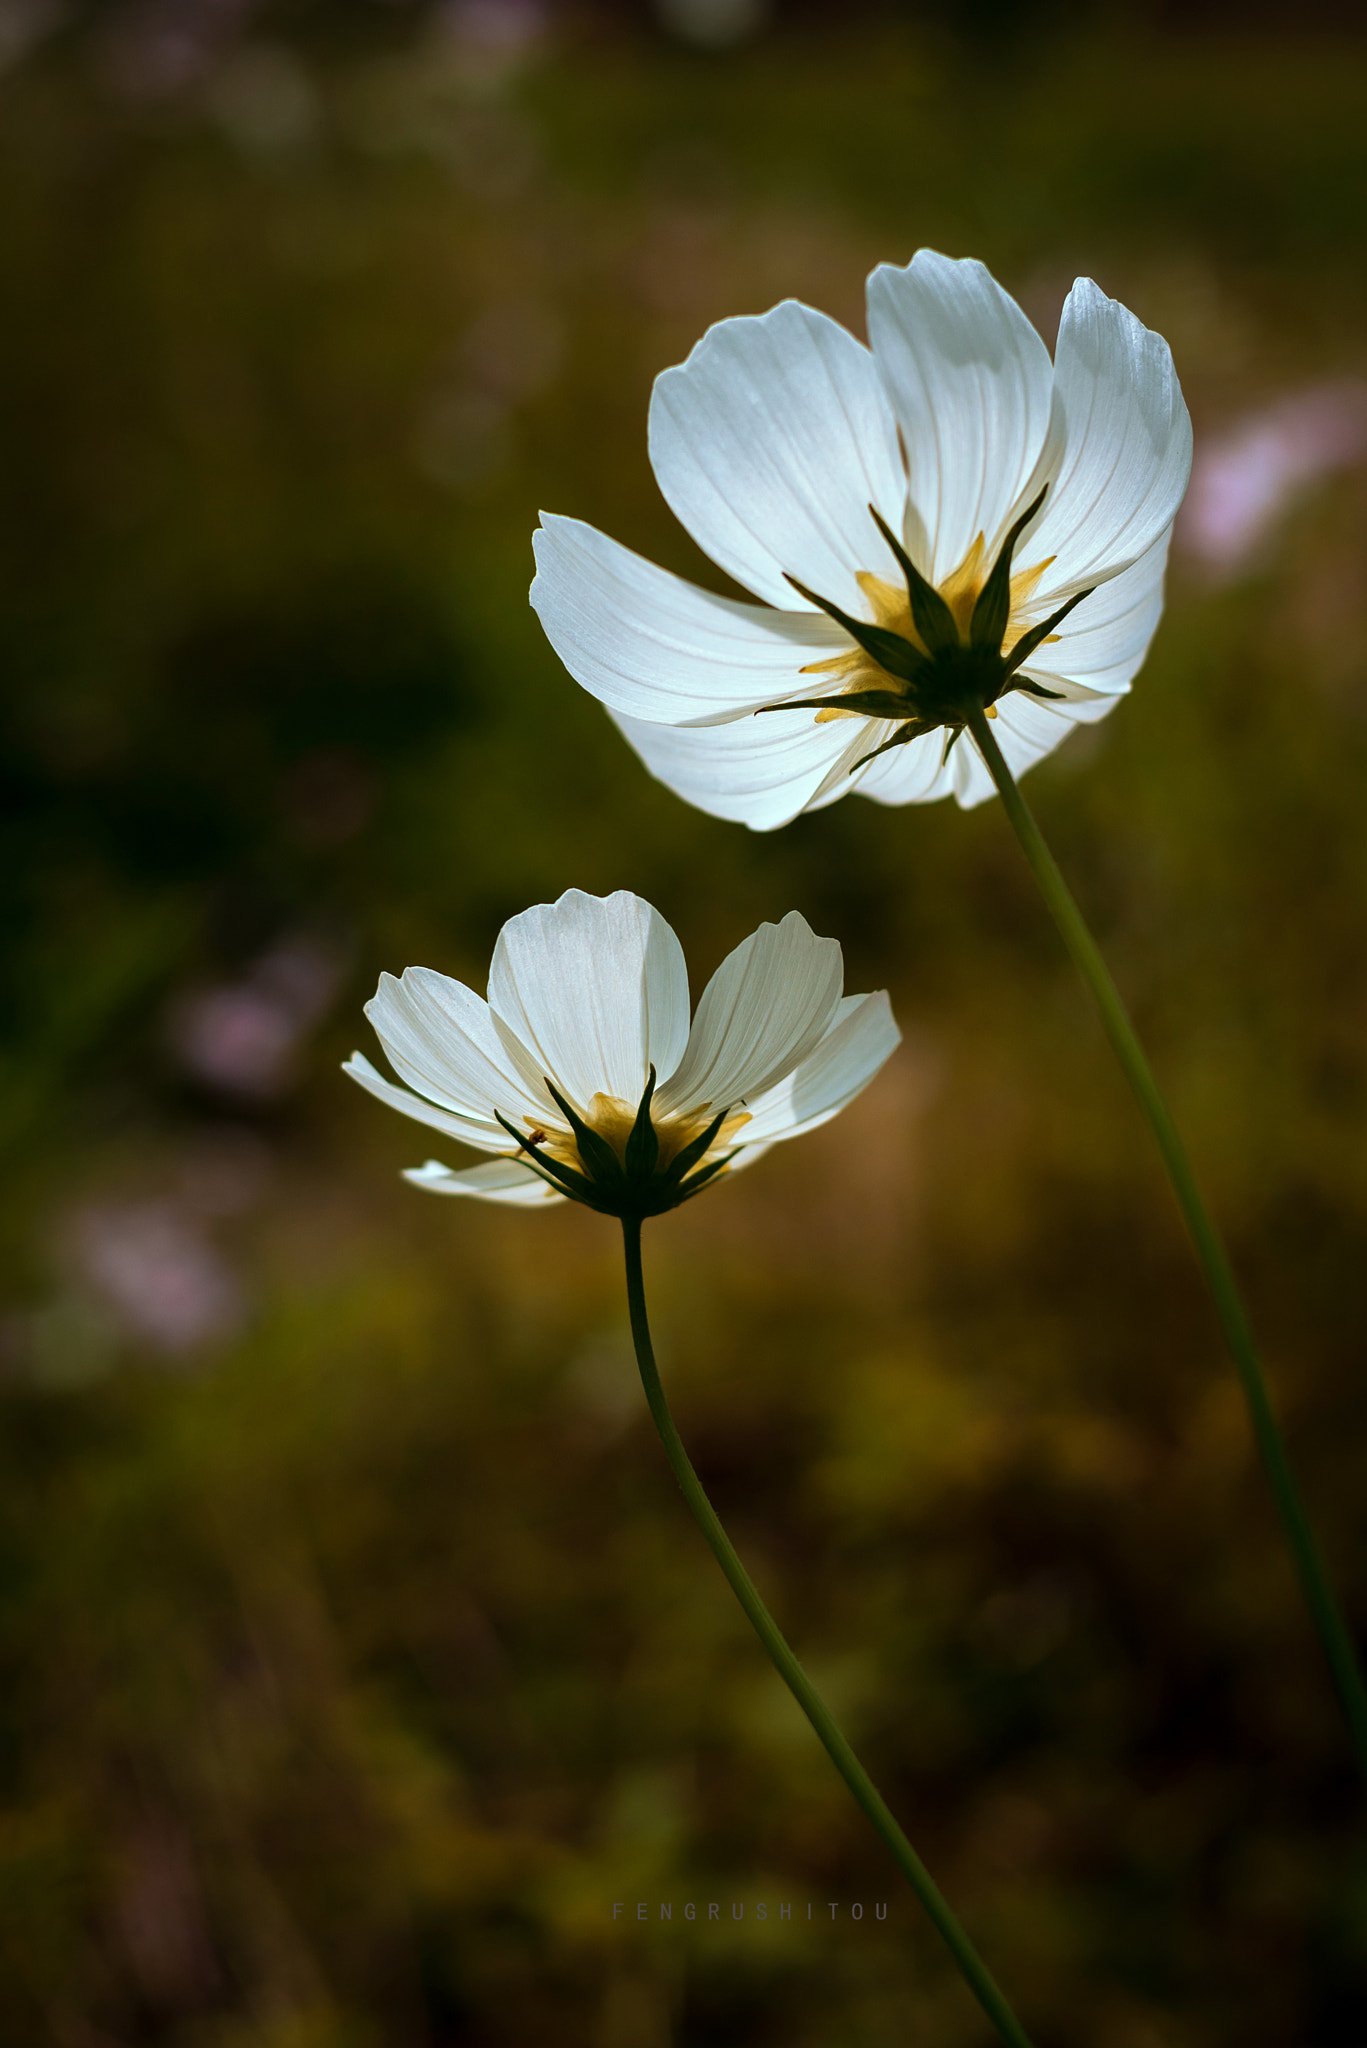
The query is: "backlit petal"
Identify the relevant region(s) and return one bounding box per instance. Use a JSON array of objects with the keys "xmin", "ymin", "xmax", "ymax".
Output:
[
  {"xmin": 531, "ymin": 514, "xmax": 846, "ymax": 722},
  {"xmin": 404, "ymin": 1158, "xmax": 564, "ymax": 1206},
  {"xmin": 1022, "ymin": 531, "xmax": 1170, "ymax": 694},
  {"xmin": 852, "ymin": 727, "xmax": 959, "ymax": 809},
  {"xmin": 365, "ymin": 969, "xmax": 549, "ymax": 1124},
  {"xmin": 659, "ymin": 910, "xmax": 843, "ymax": 1116},
  {"xmin": 741, "ymin": 992, "xmax": 900, "ymax": 1143},
  {"xmin": 611, "ymin": 702, "xmax": 858, "ymax": 831},
  {"xmin": 1027, "ymin": 278, "xmax": 1192, "ymax": 590},
  {"xmin": 866, "ymin": 251, "xmax": 1055, "ymax": 582},
  {"xmin": 648, "ymin": 300, "xmax": 907, "ymax": 612},
  {"xmin": 488, "ymin": 888, "xmax": 691, "ymax": 1111},
  {"xmin": 343, "ymin": 1052, "xmax": 510, "ymax": 1150}
]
